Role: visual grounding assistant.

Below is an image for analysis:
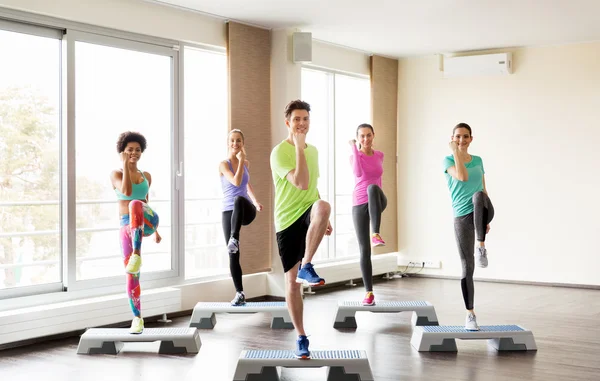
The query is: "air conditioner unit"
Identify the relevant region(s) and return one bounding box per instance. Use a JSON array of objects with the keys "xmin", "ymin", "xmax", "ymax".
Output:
[{"xmin": 443, "ymin": 52, "xmax": 512, "ymax": 78}]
